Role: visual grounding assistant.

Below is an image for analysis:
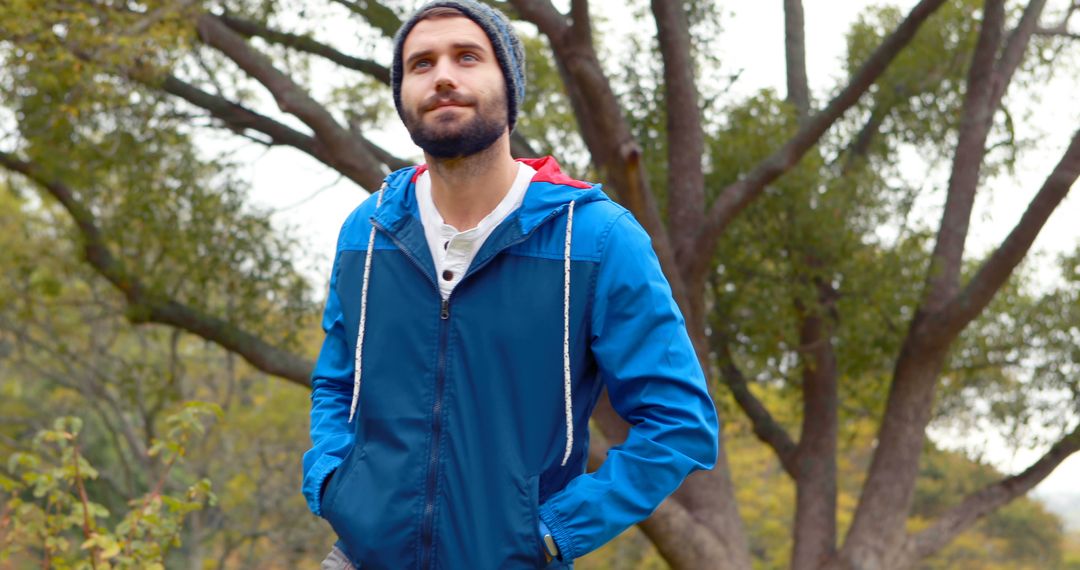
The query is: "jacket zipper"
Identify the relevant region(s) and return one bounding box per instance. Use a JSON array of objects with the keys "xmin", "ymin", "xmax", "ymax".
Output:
[
  {"xmin": 371, "ymin": 220, "xmax": 447, "ymax": 570},
  {"xmin": 420, "ymin": 298, "xmax": 450, "ymax": 570},
  {"xmin": 372, "ymin": 203, "xmax": 569, "ymax": 569}
]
